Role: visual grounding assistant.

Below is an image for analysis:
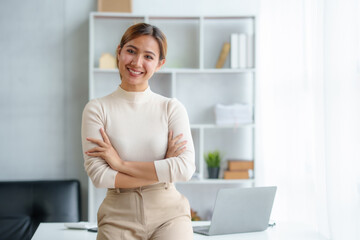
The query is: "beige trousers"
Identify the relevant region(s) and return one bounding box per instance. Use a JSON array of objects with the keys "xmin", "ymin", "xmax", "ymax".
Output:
[{"xmin": 96, "ymin": 182, "xmax": 193, "ymax": 240}]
